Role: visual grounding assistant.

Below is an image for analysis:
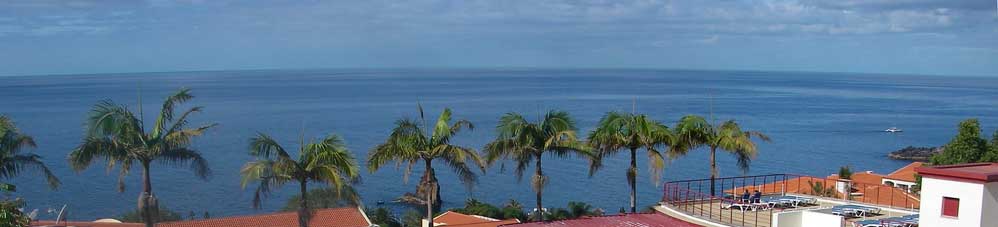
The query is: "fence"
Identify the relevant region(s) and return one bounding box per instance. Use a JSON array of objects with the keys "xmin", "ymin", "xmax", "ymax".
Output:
[{"xmin": 661, "ymin": 174, "xmax": 921, "ymax": 227}]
